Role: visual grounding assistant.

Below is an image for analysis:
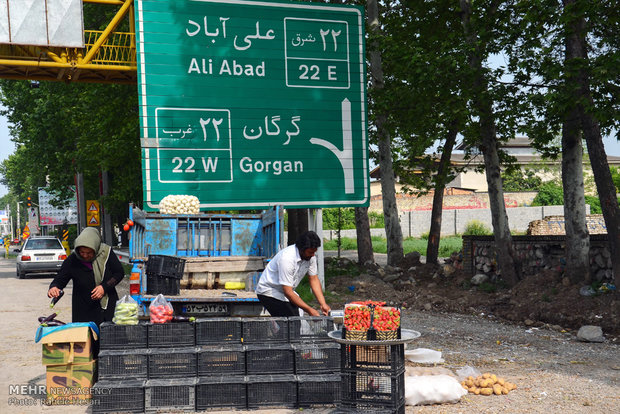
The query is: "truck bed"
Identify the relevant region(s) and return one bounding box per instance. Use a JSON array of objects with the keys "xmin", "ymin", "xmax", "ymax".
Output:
[{"xmin": 142, "ymin": 288, "xmax": 259, "ymax": 301}]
